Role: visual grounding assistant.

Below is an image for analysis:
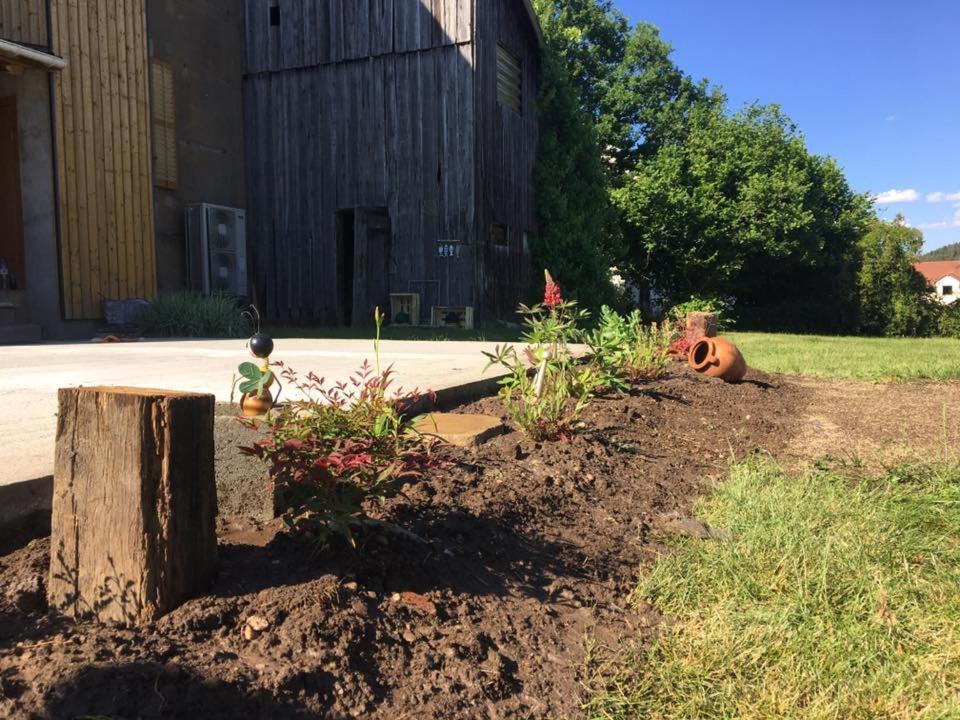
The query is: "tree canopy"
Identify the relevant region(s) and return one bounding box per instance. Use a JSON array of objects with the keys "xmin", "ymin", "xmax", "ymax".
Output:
[
  {"xmin": 920, "ymin": 241, "xmax": 960, "ymax": 262},
  {"xmin": 531, "ymin": 46, "xmax": 621, "ymax": 310},
  {"xmin": 856, "ymin": 217, "xmax": 939, "ymax": 337},
  {"xmin": 533, "ymin": 0, "xmax": 878, "ymax": 332},
  {"xmin": 613, "ymin": 104, "xmax": 874, "ymax": 329}
]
